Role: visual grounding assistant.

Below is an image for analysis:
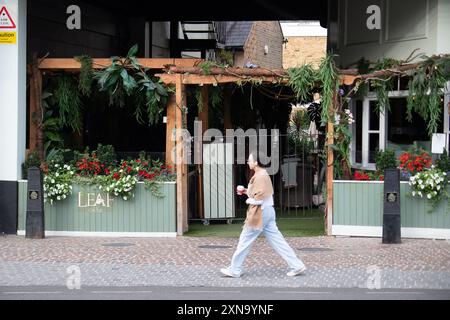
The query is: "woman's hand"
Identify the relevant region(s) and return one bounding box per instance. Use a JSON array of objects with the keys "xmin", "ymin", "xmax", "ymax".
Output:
[{"xmin": 236, "ymin": 186, "xmax": 247, "ymax": 195}]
